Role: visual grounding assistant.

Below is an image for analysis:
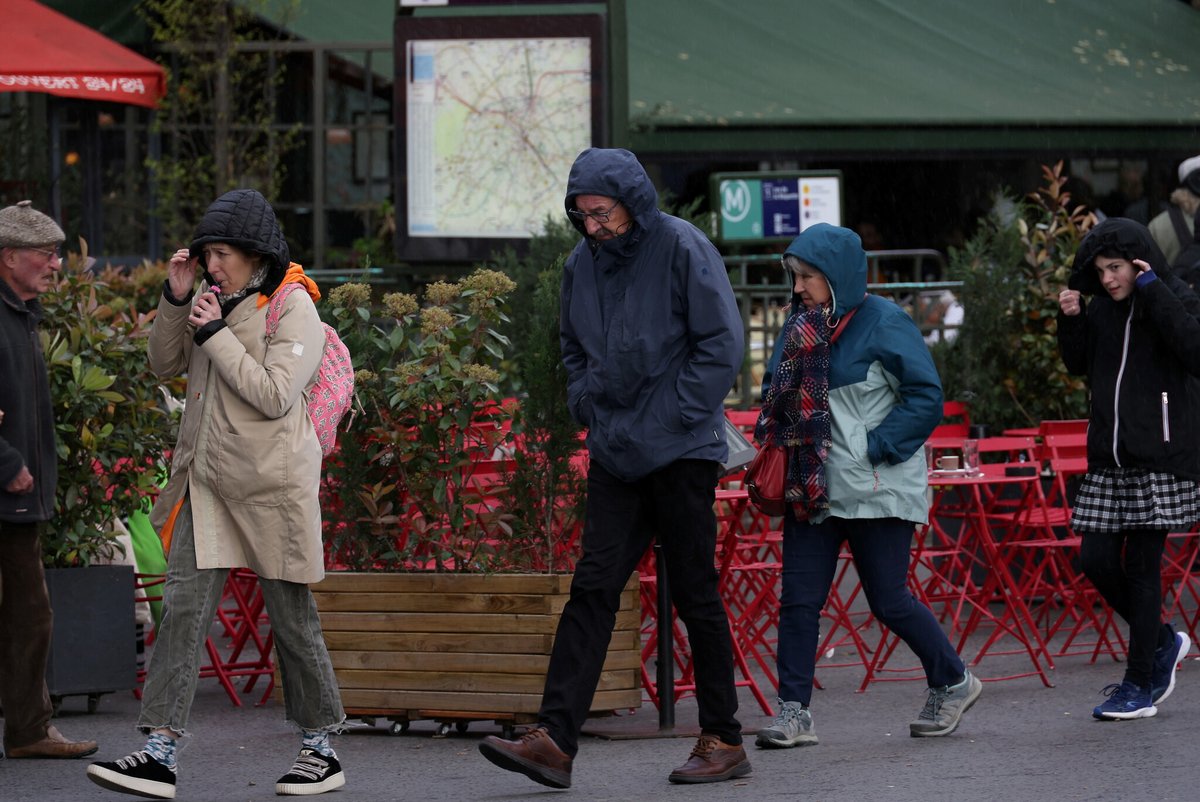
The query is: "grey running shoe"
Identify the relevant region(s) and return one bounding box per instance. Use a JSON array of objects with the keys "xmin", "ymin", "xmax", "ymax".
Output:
[
  {"xmin": 755, "ymin": 700, "xmax": 818, "ymax": 748},
  {"xmin": 909, "ymin": 670, "xmax": 982, "ymax": 737}
]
